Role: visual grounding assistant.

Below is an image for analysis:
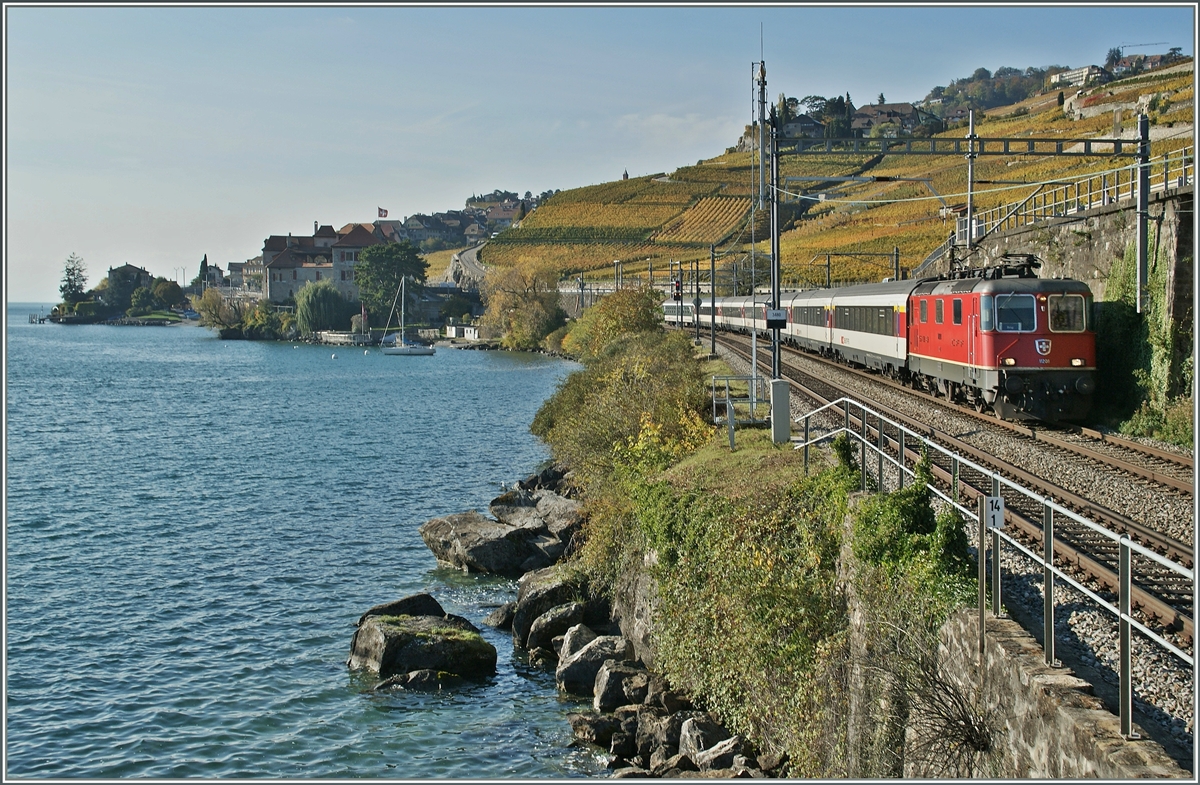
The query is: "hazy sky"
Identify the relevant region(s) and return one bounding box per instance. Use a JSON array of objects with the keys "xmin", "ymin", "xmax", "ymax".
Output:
[{"xmin": 6, "ymin": 3, "xmax": 1194, "ymax": 302}]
